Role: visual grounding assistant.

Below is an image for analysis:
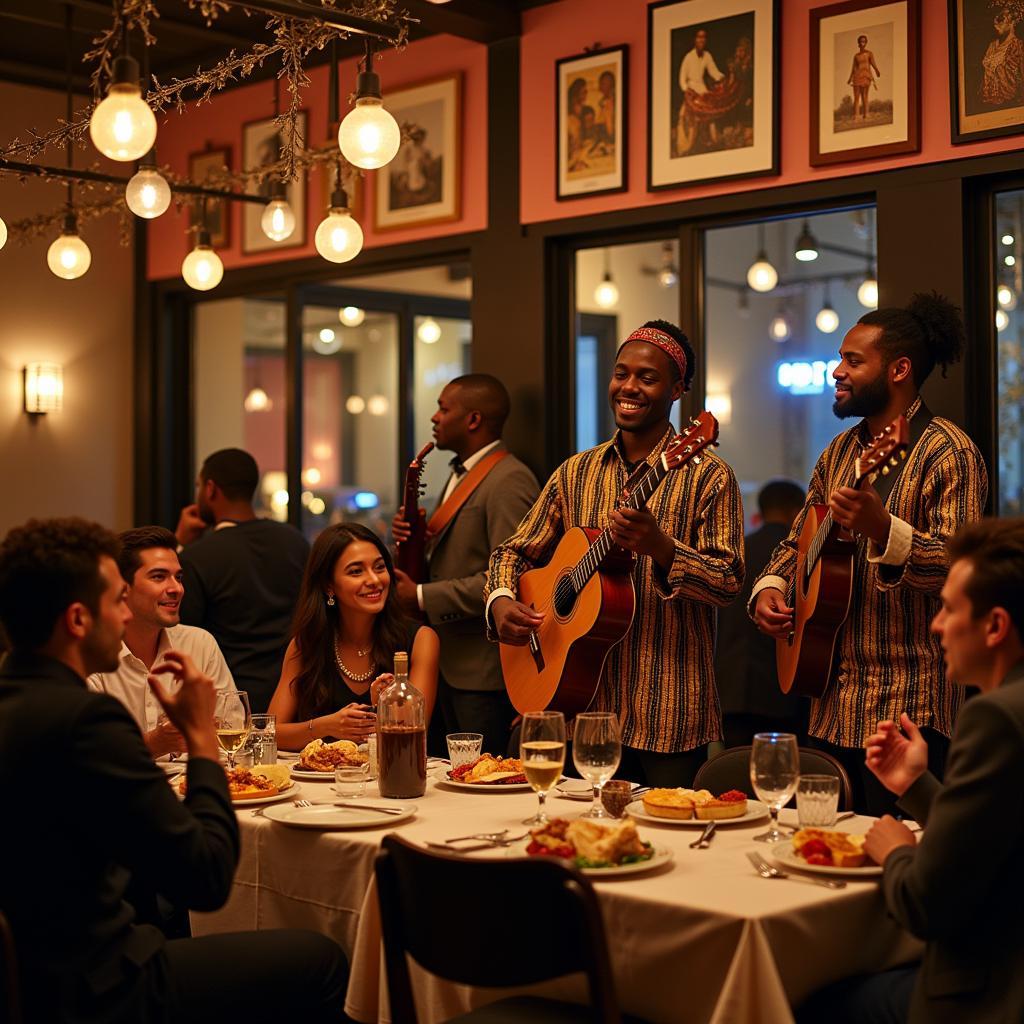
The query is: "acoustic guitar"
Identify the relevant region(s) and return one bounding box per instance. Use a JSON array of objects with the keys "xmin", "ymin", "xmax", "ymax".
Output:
[
  {"xmin": 394, "ymin": 442, "xmax": 434, "ymax": 582},
  {"xmin": 501, "ymin": 413, "xmax": 720, "ymax": 719},
  {"xmin": 776, "ymin": 415, "xmax": 910, "ymax": 698}
]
